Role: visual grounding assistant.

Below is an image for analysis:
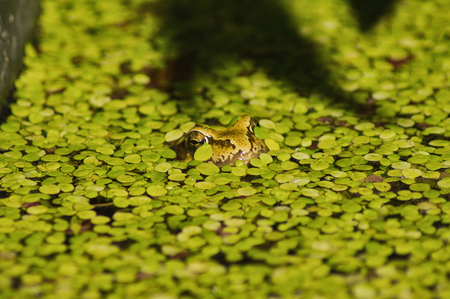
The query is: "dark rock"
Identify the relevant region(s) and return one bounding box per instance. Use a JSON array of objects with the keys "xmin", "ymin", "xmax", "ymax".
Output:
[{"xmin": 0, "ymin": 0, "xmax": 40, "ymax": 120}]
